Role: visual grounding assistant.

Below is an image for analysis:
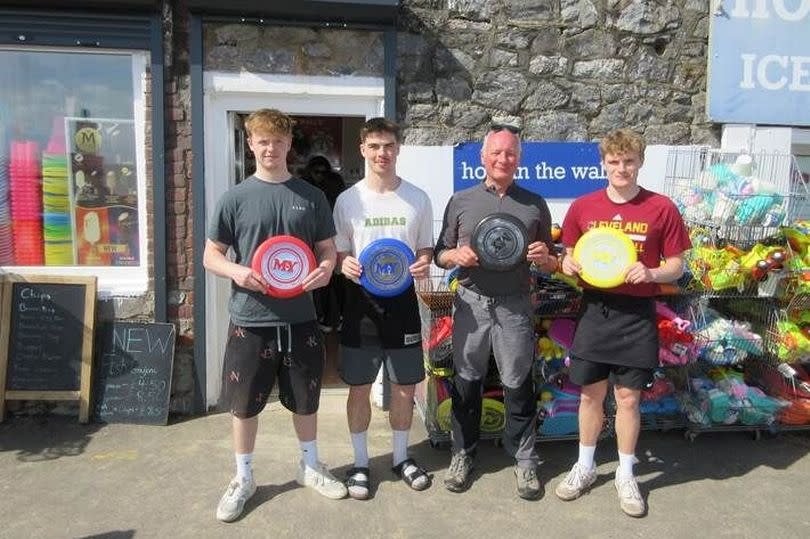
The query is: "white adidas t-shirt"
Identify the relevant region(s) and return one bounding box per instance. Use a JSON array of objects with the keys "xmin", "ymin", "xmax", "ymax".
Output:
[{"xmin": 333, "ymin": 177, "xmax": 434, "ymax": 257}]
